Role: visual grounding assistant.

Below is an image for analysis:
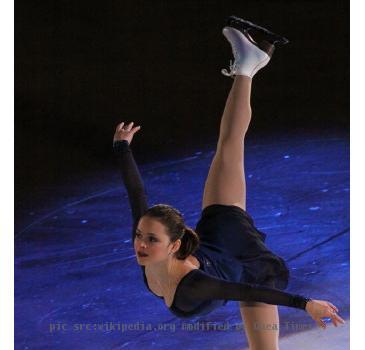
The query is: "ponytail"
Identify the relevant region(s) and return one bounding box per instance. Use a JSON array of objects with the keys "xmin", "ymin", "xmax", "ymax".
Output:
[{"xmin": 175, "ymin": 226, "xmax": 200, "ymax": 260}]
